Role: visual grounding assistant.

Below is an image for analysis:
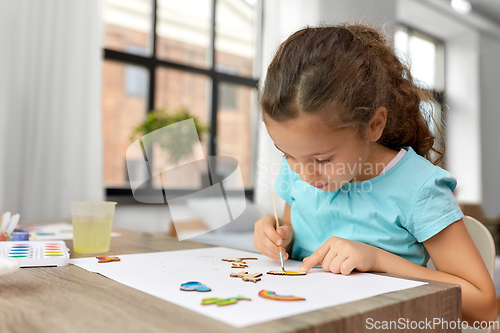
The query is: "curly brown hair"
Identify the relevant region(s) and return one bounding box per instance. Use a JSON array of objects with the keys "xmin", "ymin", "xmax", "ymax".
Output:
[{"xmin": 260, "ymin": 24, "xmax": 444, "ymax": 164}]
